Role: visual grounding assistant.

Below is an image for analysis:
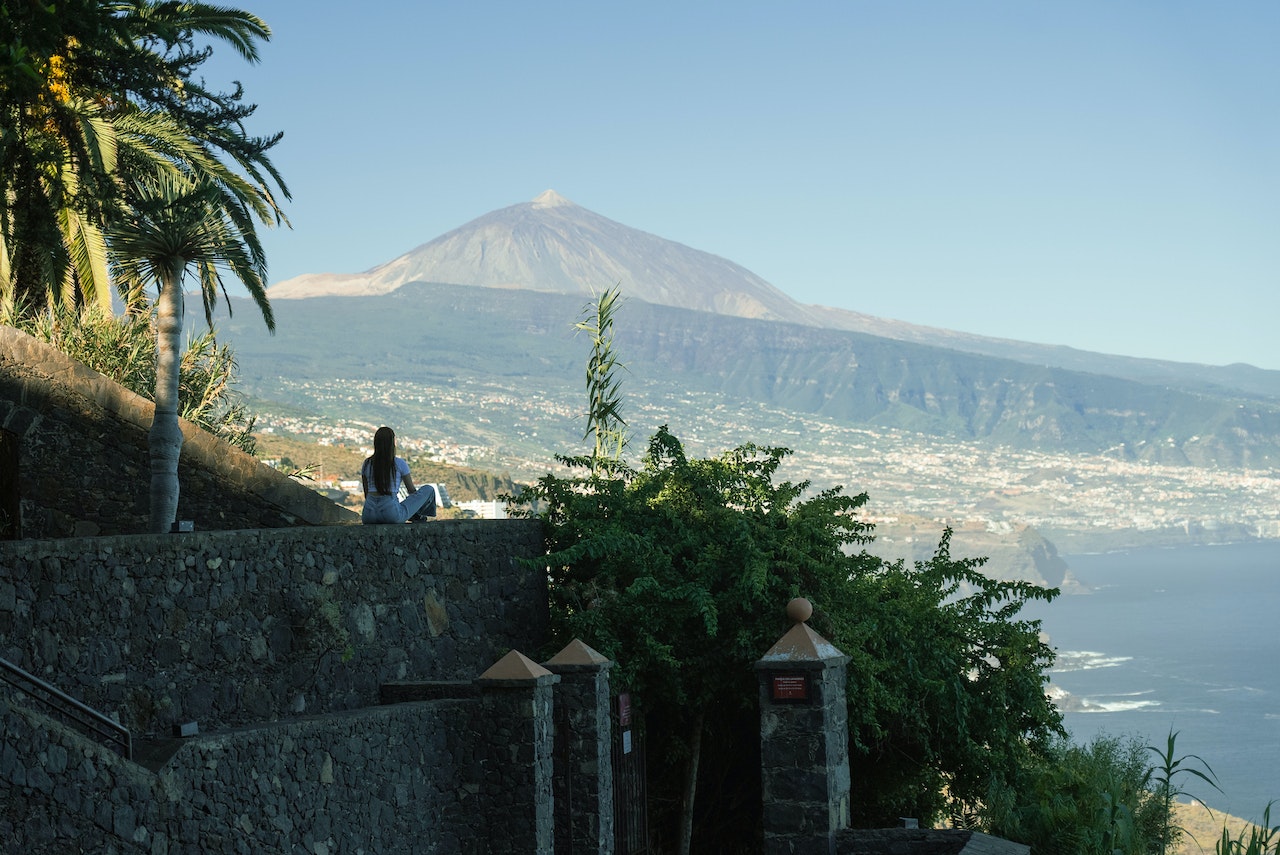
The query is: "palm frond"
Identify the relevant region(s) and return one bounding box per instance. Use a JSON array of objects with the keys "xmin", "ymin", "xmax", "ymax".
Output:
[{"xmin": 124, "ymin": 1, "xmax": 271, "ymax": 63}]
